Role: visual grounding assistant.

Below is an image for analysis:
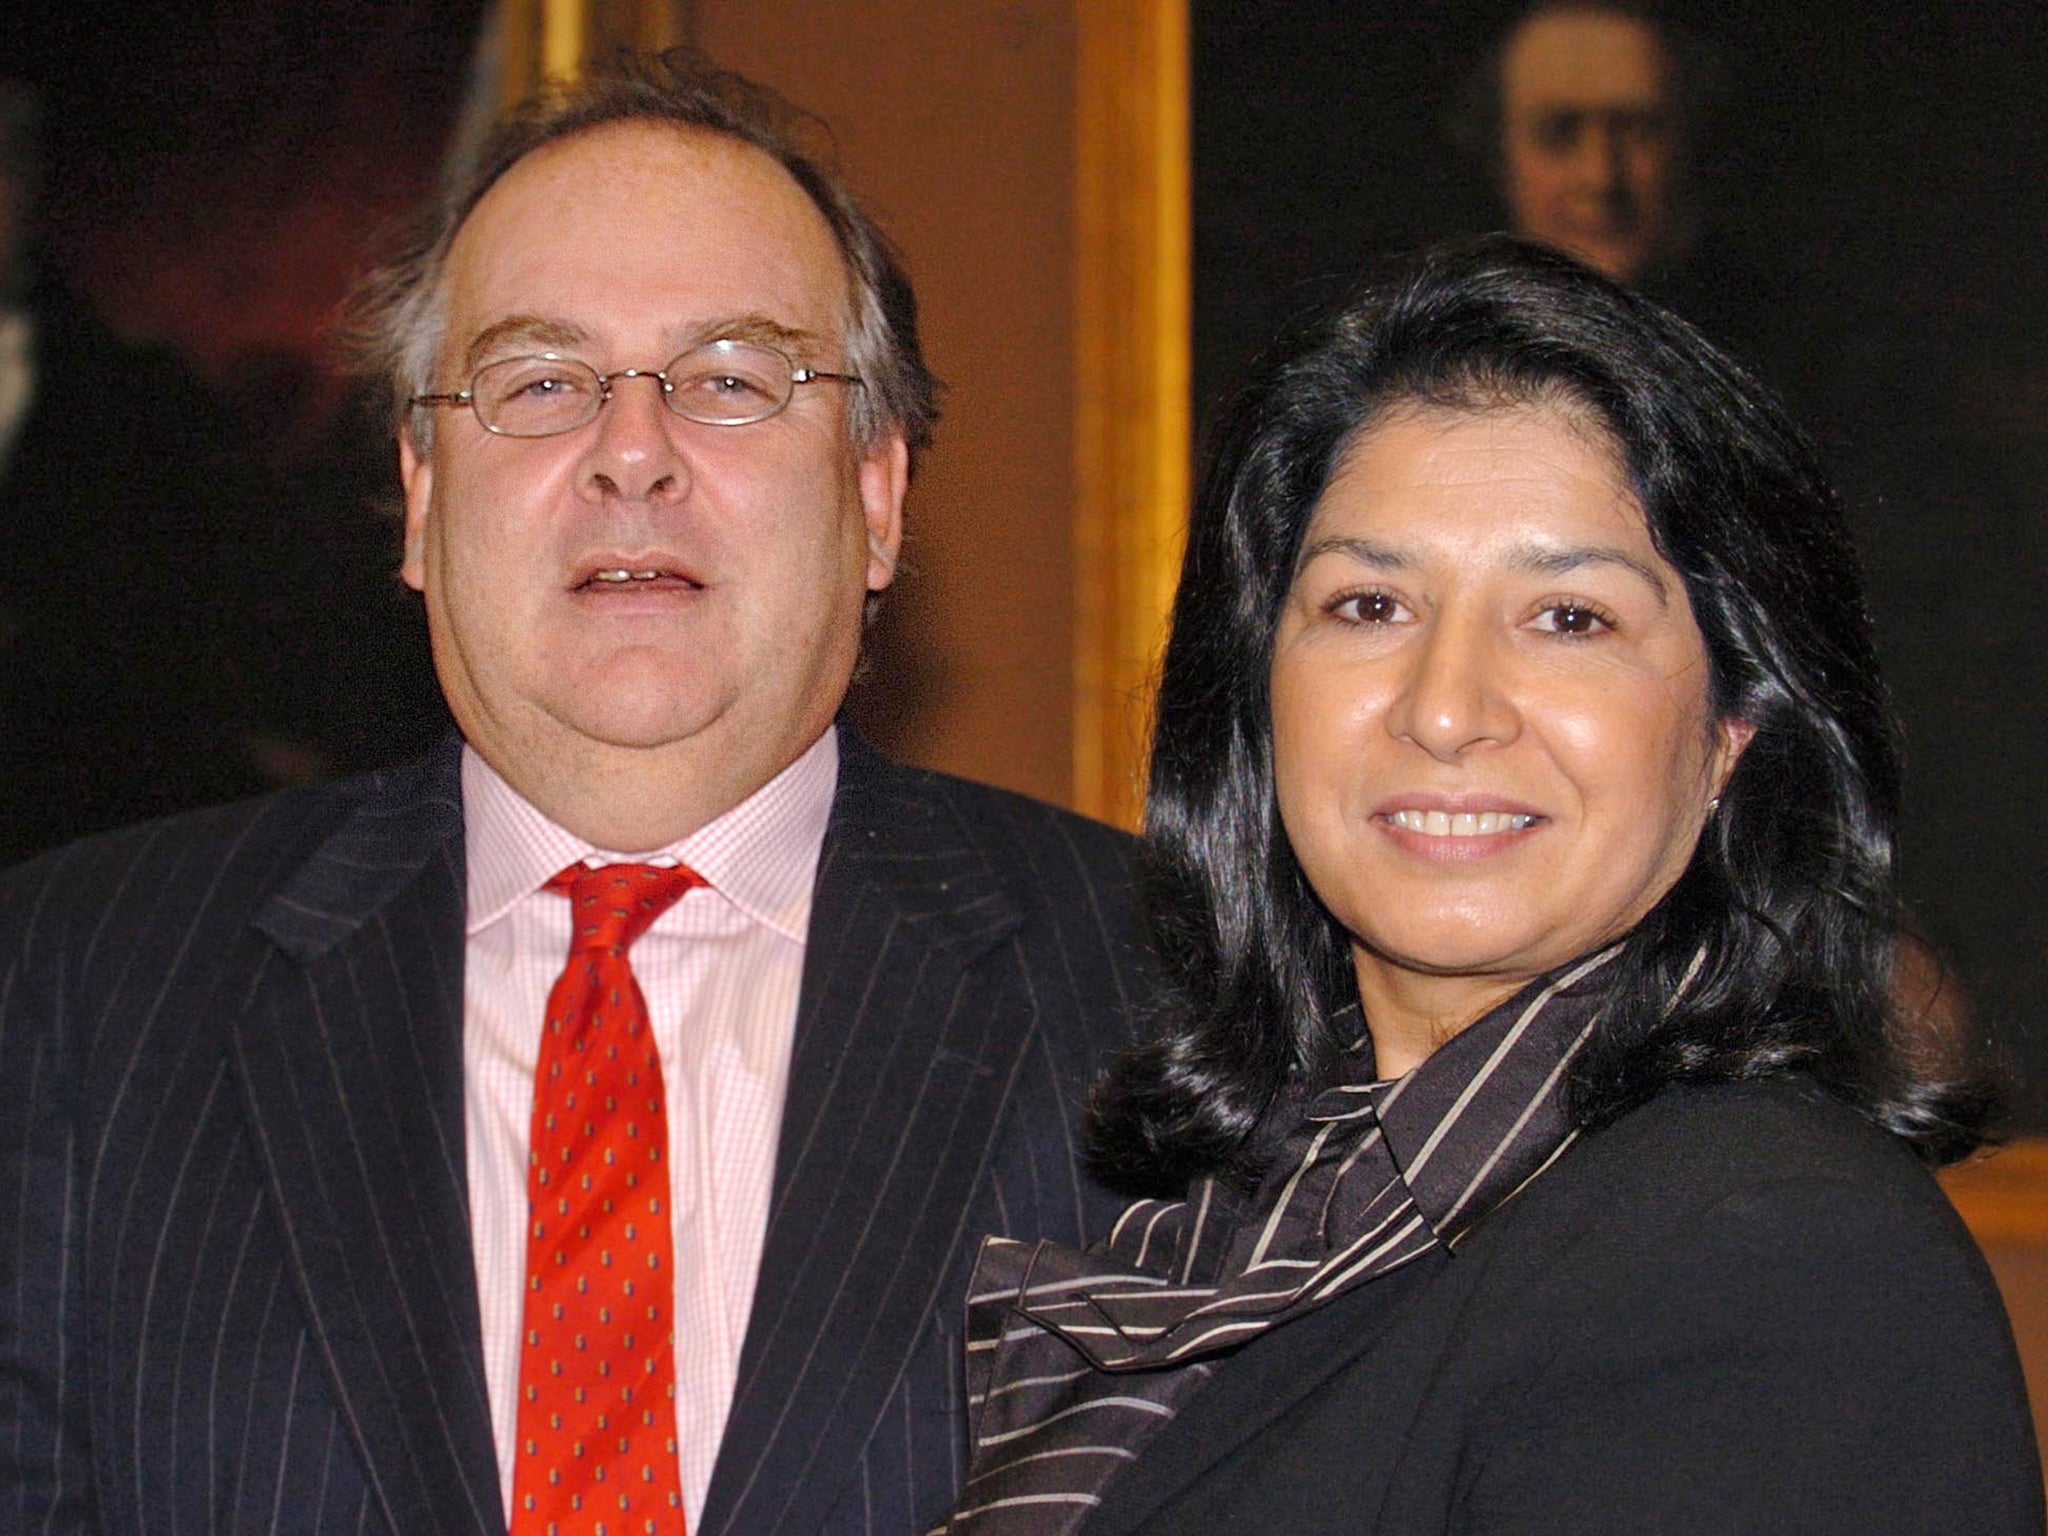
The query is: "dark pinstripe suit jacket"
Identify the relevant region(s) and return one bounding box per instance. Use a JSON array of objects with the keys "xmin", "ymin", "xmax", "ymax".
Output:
[{"xmin": 0, "ymin": 734, "xmax": 1148, "ymax": 1536}]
